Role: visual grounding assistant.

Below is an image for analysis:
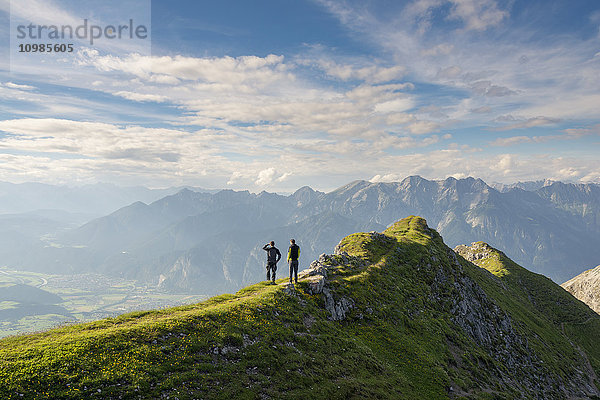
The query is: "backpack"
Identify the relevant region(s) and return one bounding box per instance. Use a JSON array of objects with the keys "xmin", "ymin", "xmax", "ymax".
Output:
[{"xmin": 289, "ymin": 244, "xmax": 299, "ymax": 260}]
